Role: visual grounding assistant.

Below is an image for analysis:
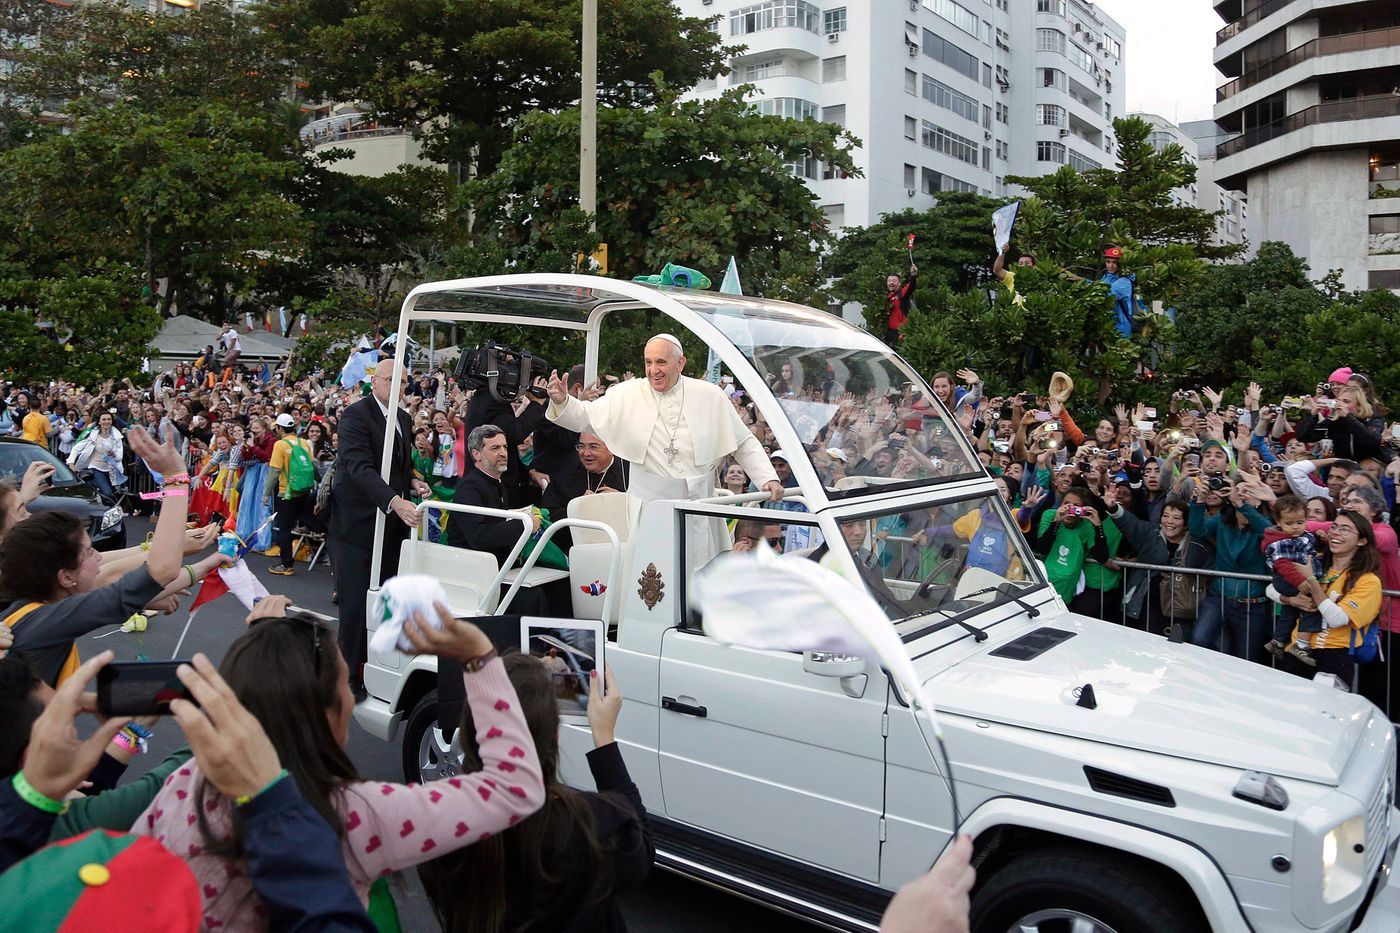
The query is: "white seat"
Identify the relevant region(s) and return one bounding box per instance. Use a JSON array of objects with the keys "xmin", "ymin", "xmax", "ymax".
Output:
[
  {"xmin": 398, "ymin": 538, "xmax": 500, "ymax": 616},
  {"xmin": 569, "ymin": 539, "xmax": 633, "ymax": 624},
  {"xmin": 955, "ymin": 566, "xmax": 1009, "ymax": 600},
  {"xmin": 567, "ymin": 491, "xmax": 630, "ymax": 546}
]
